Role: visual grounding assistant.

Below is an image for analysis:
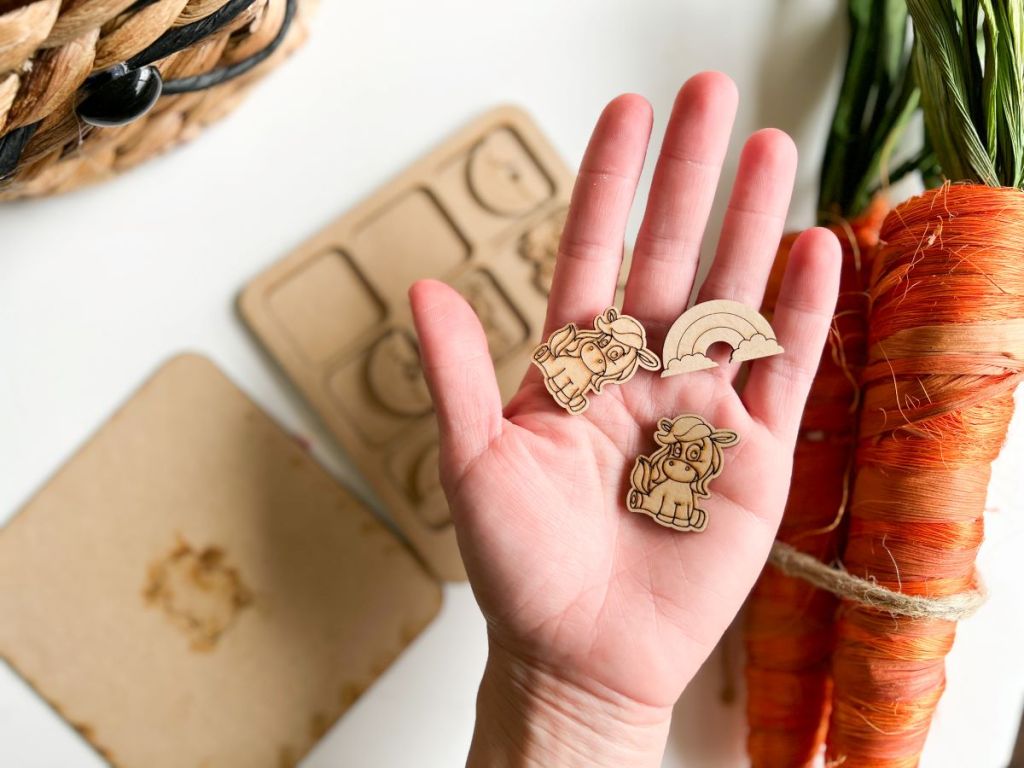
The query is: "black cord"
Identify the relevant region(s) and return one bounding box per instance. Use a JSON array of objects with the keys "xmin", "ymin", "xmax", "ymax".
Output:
[
  {"xmin": 126, "ymin": 0, "xmax": 258, "ymax": 71},
  {"xmin": 163, "ymin": 0, "xmax": 297, "ymax": 94},
  {"xmin": 0, "ymin": 123, "xmax": 39, "ymax": 181},
  {"xmin": 124, "ymin": 0, "xmax": 164, "ymax": 11}
]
